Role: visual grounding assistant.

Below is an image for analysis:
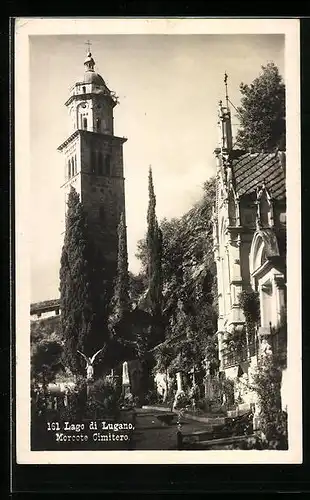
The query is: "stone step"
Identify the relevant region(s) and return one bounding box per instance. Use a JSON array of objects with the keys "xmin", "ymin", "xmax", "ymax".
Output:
[
  {"xmin": 142, "ymin": 405, "xmax": 172, "ymax": 413},
  {"xmin": 183, "ymin": 412, "xmax": 226, "ymax": 425},
  {"xmin": 181, "ymin": 411, "xmax": 254, "ymax": 445},
  {"xmin": 182, "ymin": 428, "xmax": 215, "ymax": 443},
  {"xmin": 184, "ymin": 433, "xmax": 257, "ymax": 450}
]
